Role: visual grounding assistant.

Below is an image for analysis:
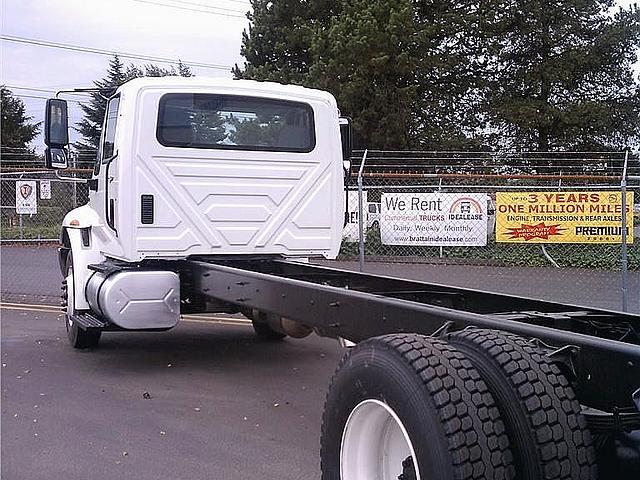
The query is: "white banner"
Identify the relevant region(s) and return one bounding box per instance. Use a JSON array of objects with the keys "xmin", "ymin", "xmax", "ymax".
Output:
[
  {"xmin": 16, "ymin": 181, "xmax": 38, "ymax": 215},
  {"xmin": 40, "ymin": 180, "xmax": 52, "ymax": 199},
  {"xmin": 343, "ymin": 190, "xmax": 367, "ymax": 241},
  {"xmin": 381, "ymin": 192, "xmax": 487, "ymax": 246}
]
